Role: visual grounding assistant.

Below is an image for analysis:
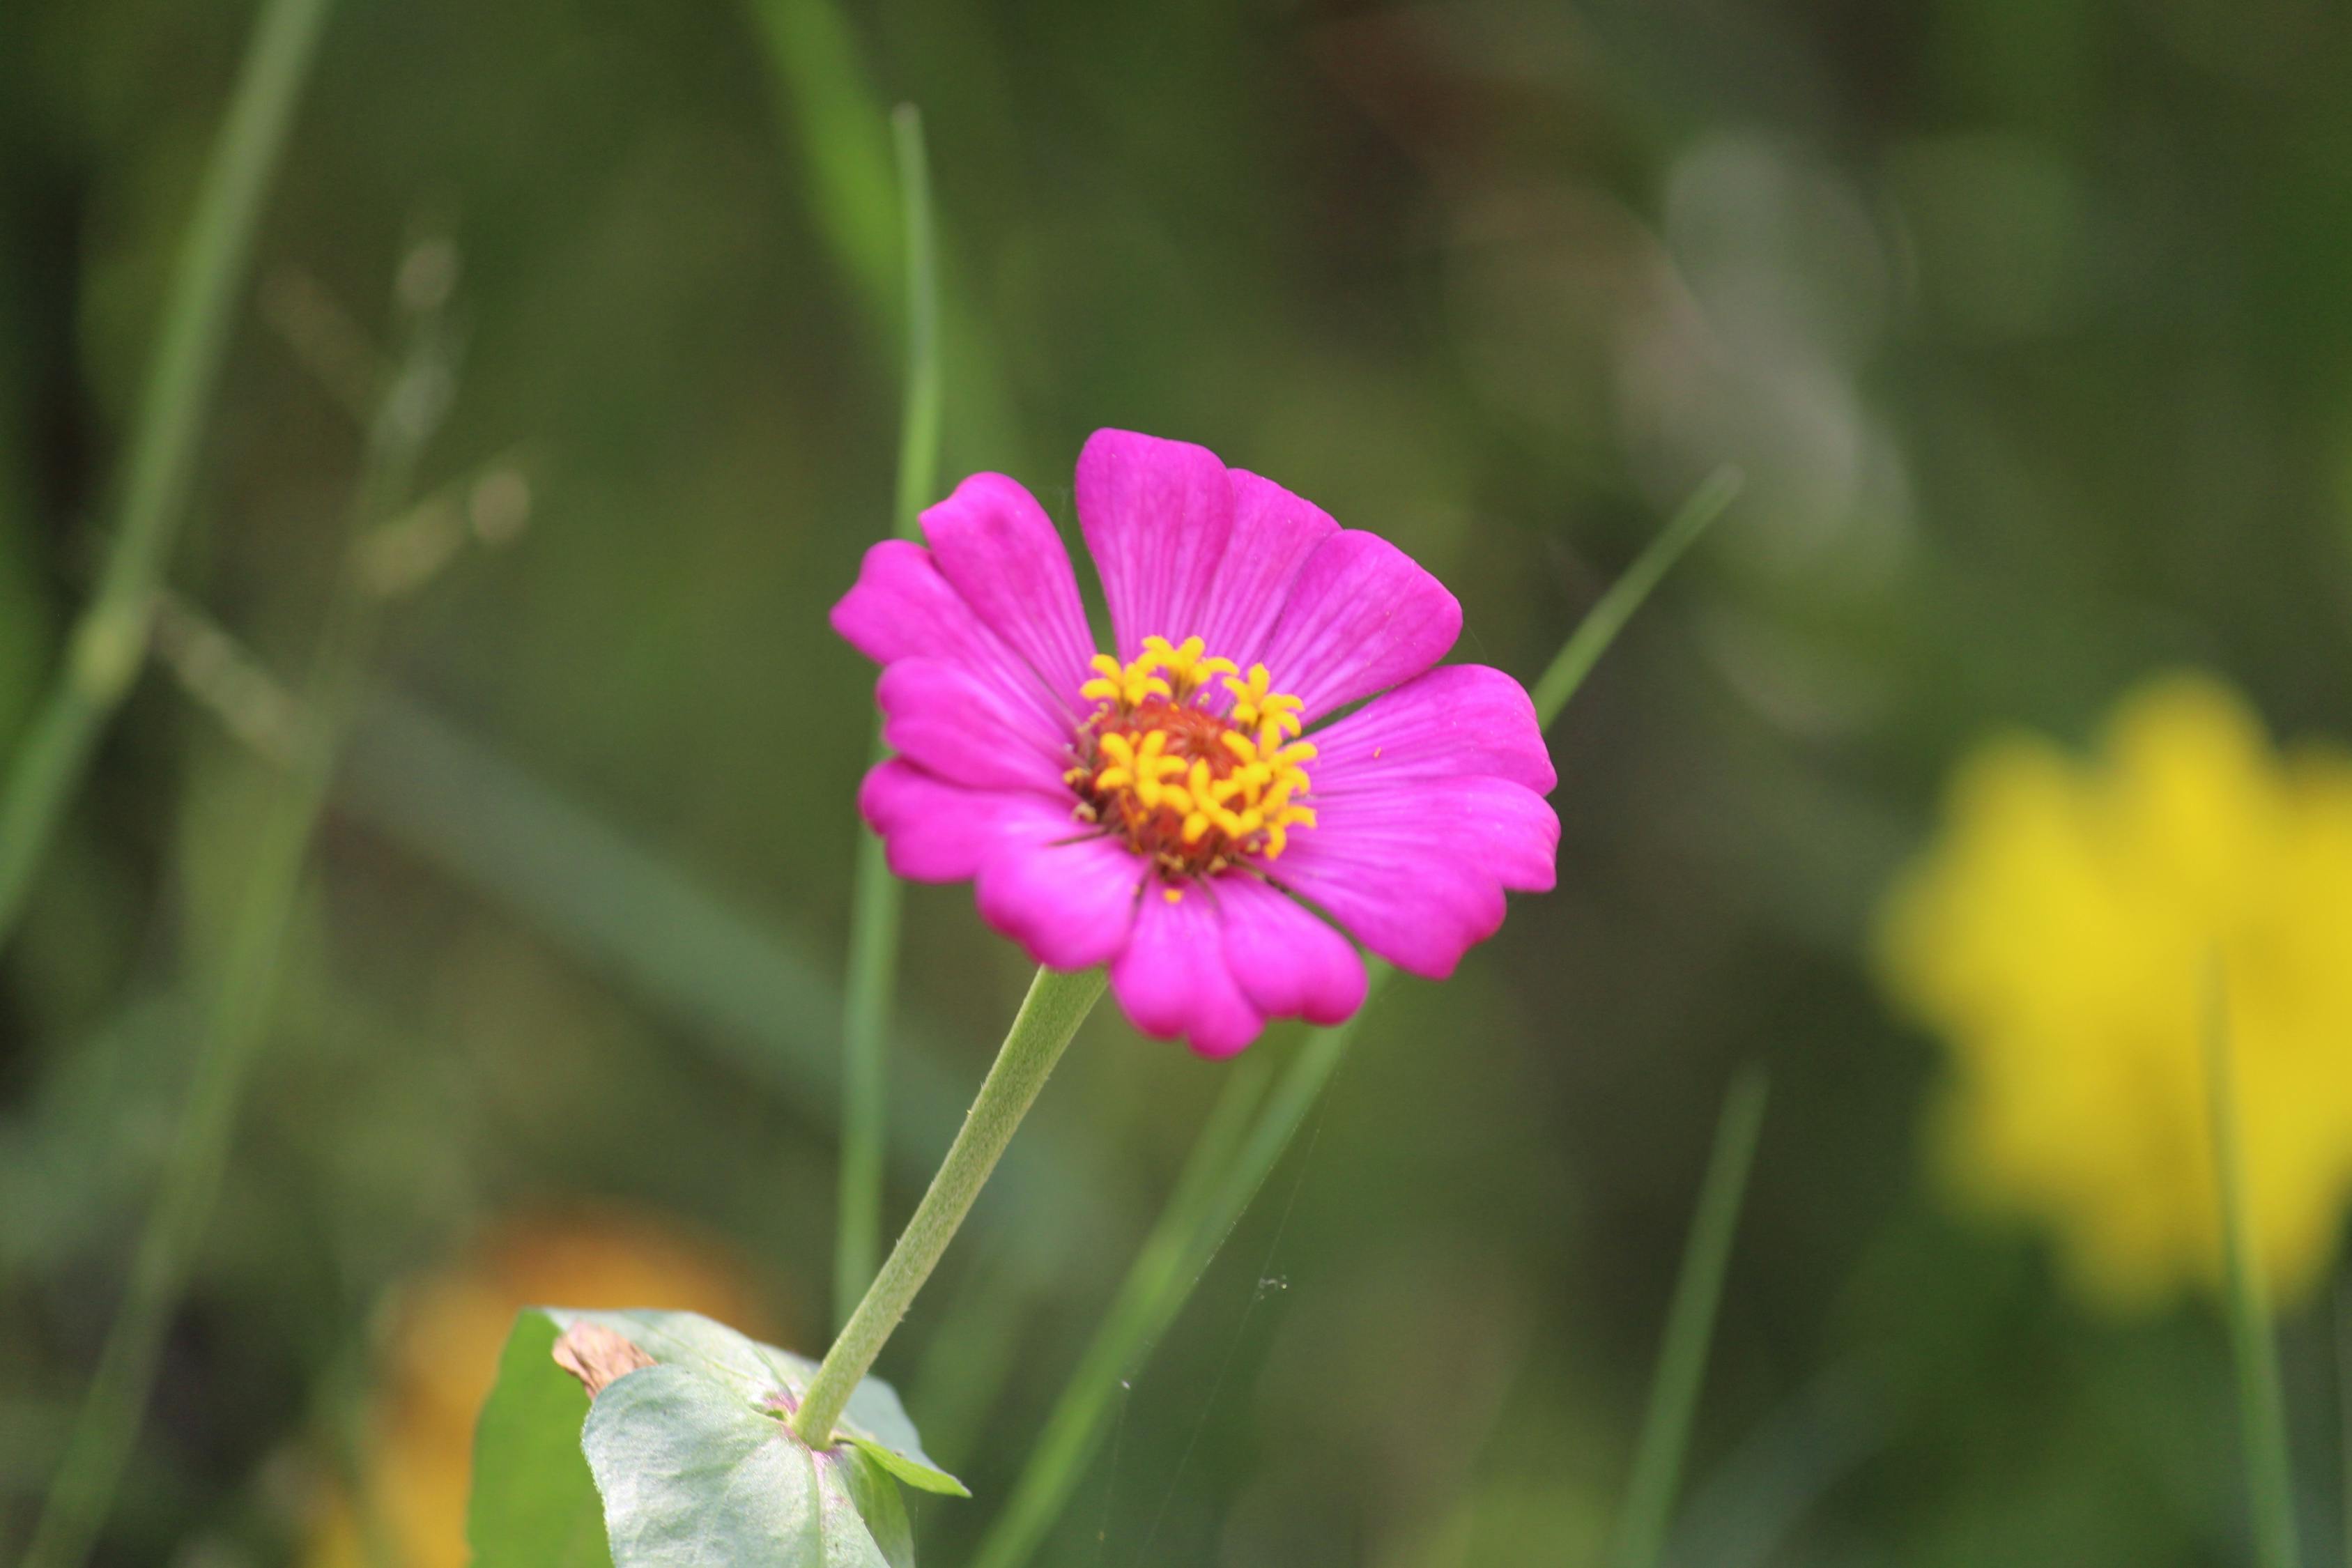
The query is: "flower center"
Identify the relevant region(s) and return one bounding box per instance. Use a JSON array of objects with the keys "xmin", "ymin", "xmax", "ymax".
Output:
[{"xmin": 1066, "ymin": 635, "xmax": 1318, "ymax": 884}]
